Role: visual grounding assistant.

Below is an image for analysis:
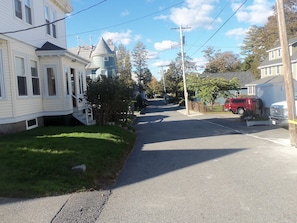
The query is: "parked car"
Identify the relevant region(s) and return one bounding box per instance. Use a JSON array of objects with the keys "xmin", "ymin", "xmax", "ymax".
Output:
[
  {"xmin": 224, "ymin": 97, "xmax": 258, "ymax": 115},
  {"xmin": 270, "ymin": 100, "xmax": 297, "ymax": 126}
]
